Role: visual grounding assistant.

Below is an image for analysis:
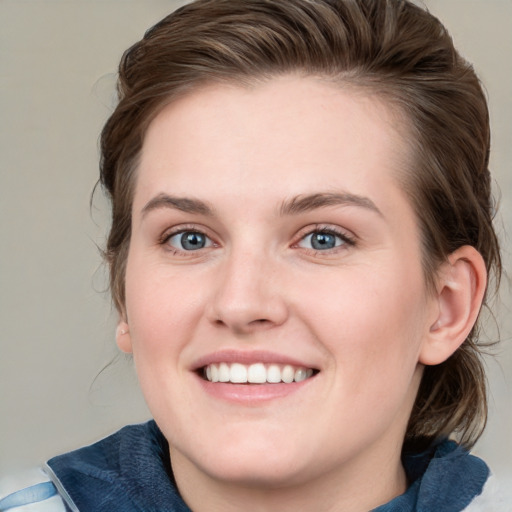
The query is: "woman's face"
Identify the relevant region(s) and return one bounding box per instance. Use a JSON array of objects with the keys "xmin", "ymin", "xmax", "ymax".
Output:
[{"xmin": 122, "ymin": 76, "xmax": 438, "ymax": 489}]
